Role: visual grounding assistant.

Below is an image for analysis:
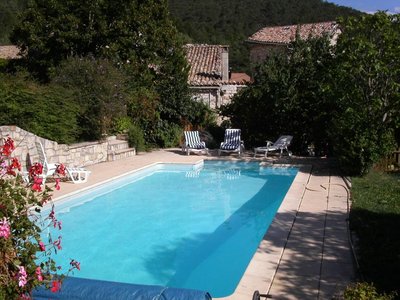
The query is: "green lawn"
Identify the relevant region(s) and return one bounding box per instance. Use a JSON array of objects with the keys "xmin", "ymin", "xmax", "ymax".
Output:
[{"xmin": 350, "ymin": 170, "xmax": 400, "ymax": 297}]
